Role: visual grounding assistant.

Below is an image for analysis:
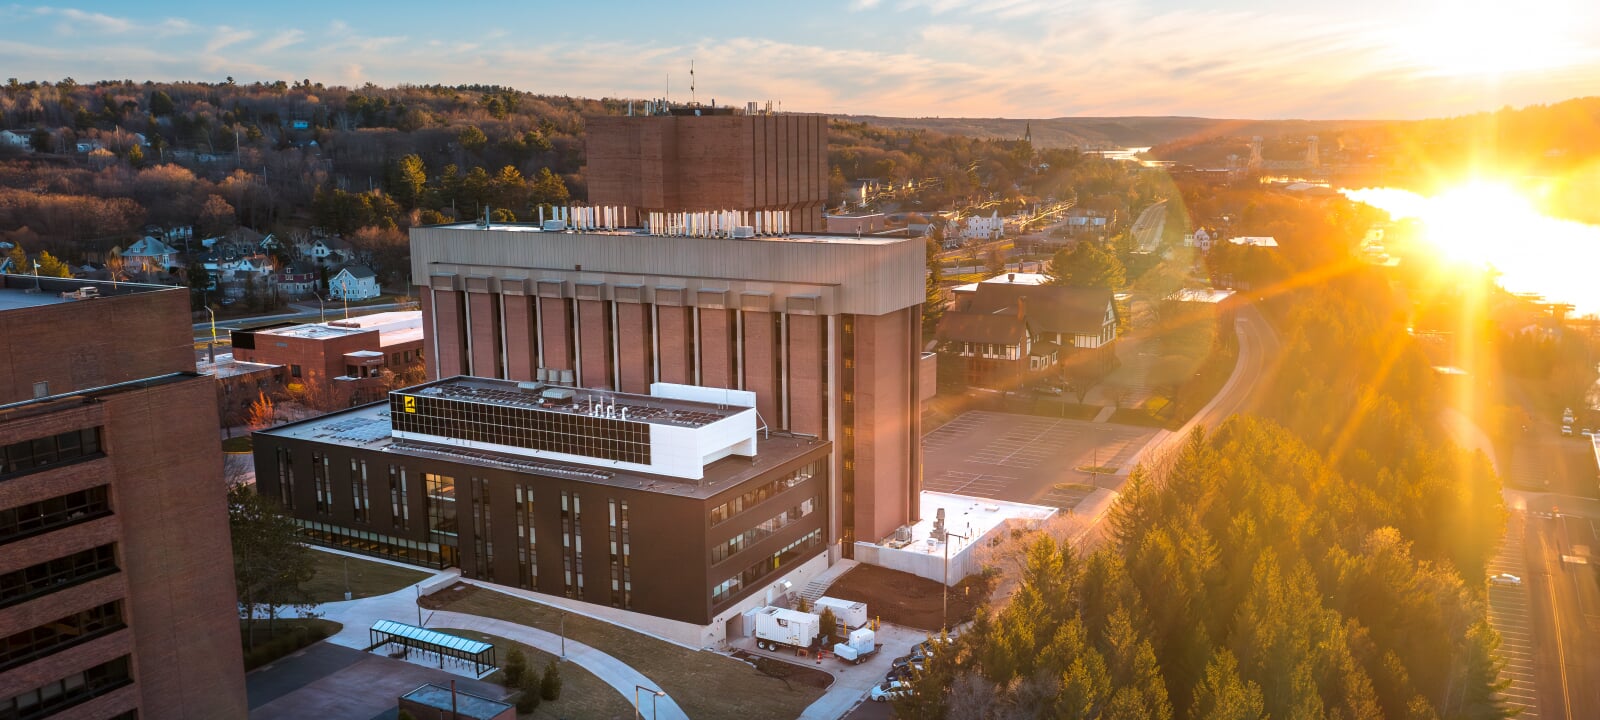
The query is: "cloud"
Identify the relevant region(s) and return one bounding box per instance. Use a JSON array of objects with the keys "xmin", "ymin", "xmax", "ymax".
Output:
[
  {"xmin": 1, "ymin": 1, "xmax": 1597, "ymax": 120},
  {"xmin": 257, "ymin": 29, "xmax": 305, "ymax": 54}
]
